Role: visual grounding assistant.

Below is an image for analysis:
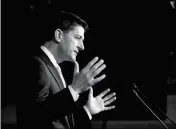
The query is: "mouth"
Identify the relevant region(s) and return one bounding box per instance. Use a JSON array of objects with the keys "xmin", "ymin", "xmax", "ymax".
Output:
[{"xmin": 73, "ymin": 50, "xmax": 78, "ymax": 55}]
